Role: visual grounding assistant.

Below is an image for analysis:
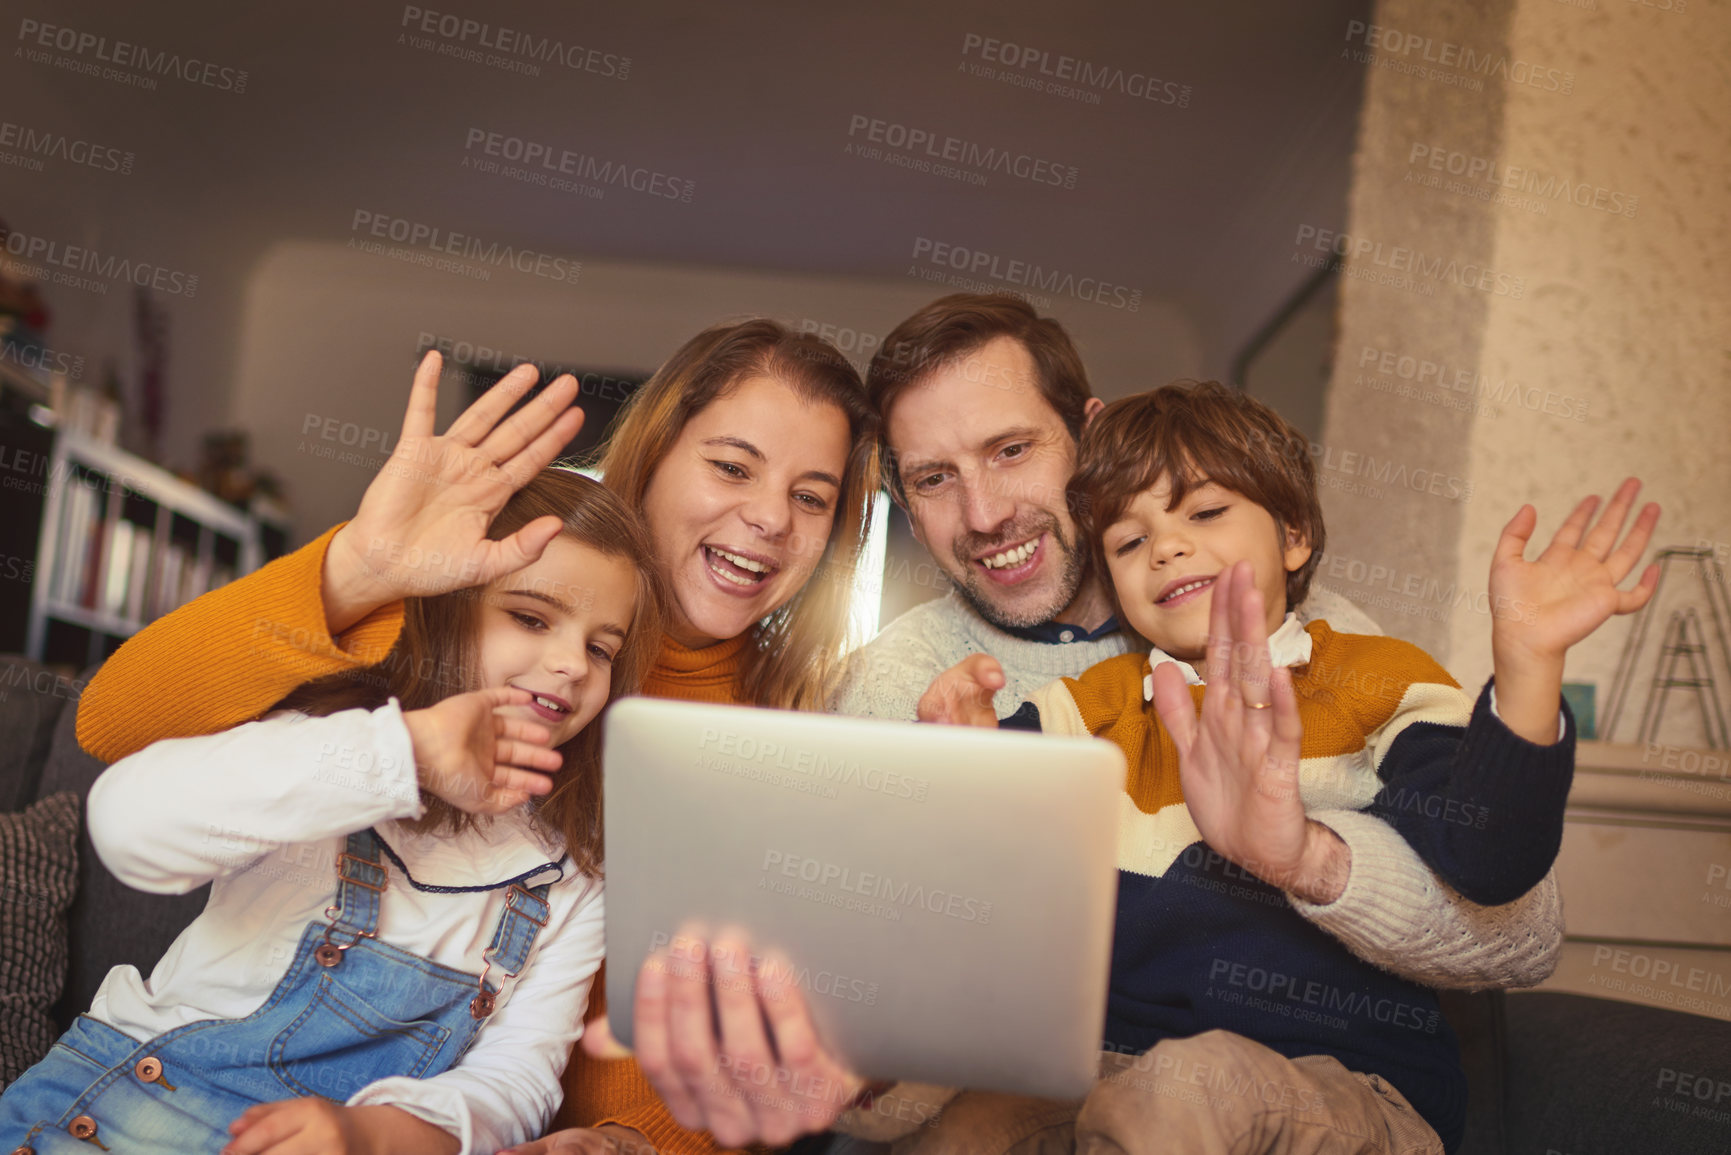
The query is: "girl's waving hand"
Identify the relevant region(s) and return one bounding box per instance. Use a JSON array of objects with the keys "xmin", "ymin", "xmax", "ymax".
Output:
[{"xmin": 405, "ymin": 685, "xmax": 565, "ymax": 815}]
